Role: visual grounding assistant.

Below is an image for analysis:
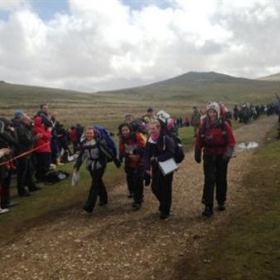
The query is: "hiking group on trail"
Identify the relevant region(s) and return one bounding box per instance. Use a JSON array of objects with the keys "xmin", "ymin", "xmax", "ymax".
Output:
[{"xmin": 0, "ymin": 101, "xmax": 279, "ymax": 219}]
